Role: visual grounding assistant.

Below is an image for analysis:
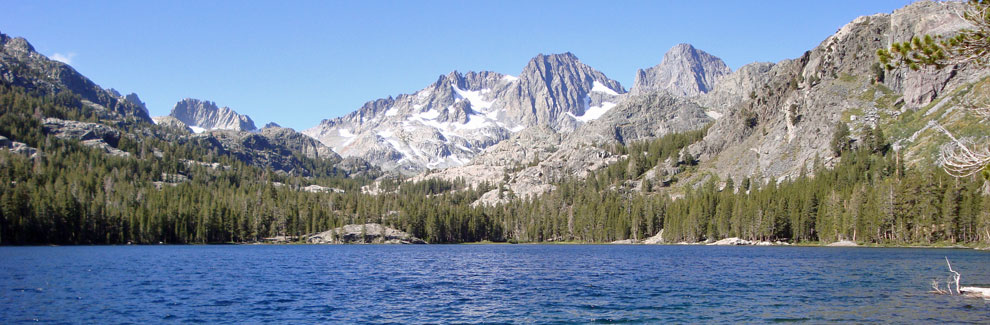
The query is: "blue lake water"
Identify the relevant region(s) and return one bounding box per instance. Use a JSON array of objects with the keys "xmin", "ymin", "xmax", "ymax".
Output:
[{"xmin": 1, "ymin": 245, "xmax": 989, "ymax": 323}]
